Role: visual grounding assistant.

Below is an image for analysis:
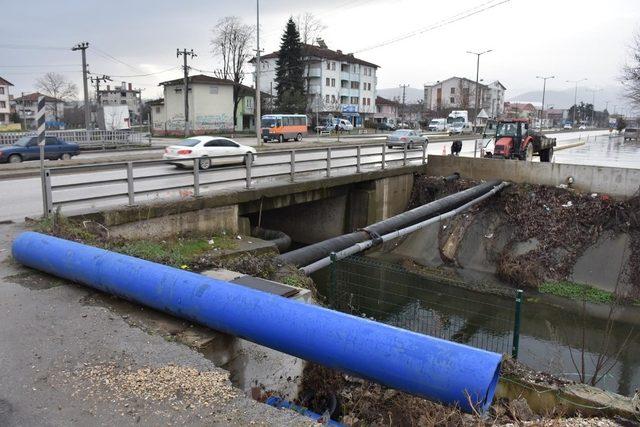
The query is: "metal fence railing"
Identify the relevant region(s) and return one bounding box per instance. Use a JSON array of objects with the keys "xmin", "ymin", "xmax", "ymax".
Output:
[
  {"xmin": 41, "ymin": 142, "xmax": 428, "ymax": 218},
  {"xmin": 327, "ymin": 255, "xmax": 523, "ymax": 356},
  {"xmin": 0, "ymin": 129, "xmax": 150, "ymax": 149}
]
